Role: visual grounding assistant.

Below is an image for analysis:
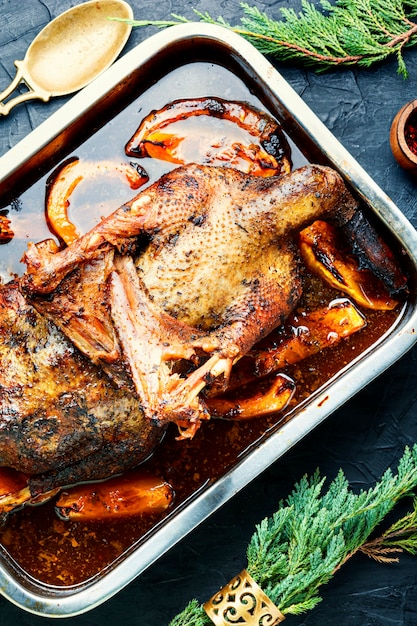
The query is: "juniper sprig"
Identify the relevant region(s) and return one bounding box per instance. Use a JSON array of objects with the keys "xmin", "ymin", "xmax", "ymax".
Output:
[
  {"xmin": 168, "ymin": 444, "xmax": 417, "ymax": 625},
  {"xmin": 124, "ymin": 0, "xmax": 417, "ymax": 77}
]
